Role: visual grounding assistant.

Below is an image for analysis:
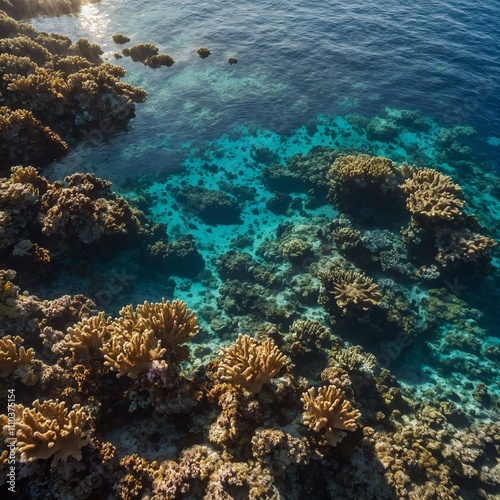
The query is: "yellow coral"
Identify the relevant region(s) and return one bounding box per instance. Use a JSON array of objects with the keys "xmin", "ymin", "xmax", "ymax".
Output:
[
  {"xmin": 101, "ymin": 326, "xmax": 166, "ymax": 379},
  {"xmin": 217, "ymin": 334, "xmax": 290, "ymax": 395},
  {"xmin": 13, "ymin": 399, "xmax": 89, "ymax": 467},
  {"xmin": 301, "ymin": 385, "xmax": 360, "ymax": 446},
  {"xmin": 118, "ymin": 299, "xmax": 199, "ymax": 349},
  {"xmin": 0, "ymin": 335, "xmax": 35, "ymax": 377},
  {"xmin": 319, "ymin": 267, "xmax": 382, "ymax": 313},
  {"xmin": 59, "ymin": 312, "xmax": 111, "ymax": 361},
  {"xmin": 329, "ymin": 154, "xmax": 396, "ymax": 186},
  {"xmin": 400, "ymin": 168, "xmax": 464, "ymax": 221}
]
